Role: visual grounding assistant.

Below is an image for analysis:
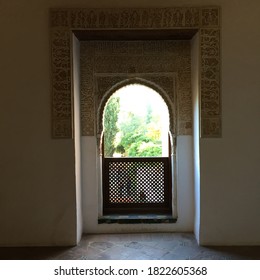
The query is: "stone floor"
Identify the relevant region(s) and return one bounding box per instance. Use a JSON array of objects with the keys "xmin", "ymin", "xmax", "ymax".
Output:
[{"xmin": 1, "ymin": 233, "xmax": 260, "ymax": 260}]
